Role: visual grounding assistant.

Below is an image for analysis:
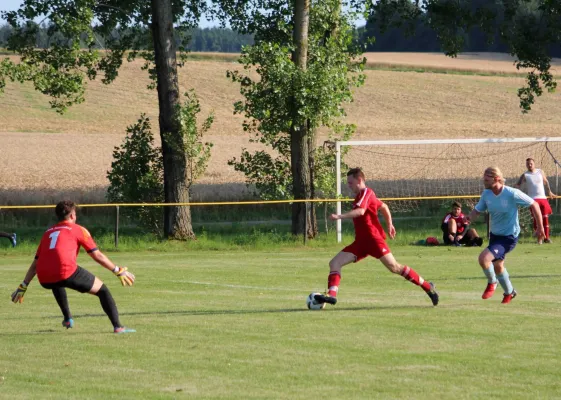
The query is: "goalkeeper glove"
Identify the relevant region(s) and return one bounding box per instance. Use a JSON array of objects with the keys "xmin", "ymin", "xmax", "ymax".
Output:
[
  {"xmin": 113, "ymin": 266, "xmax": 135, "ymax": 287},
  {"xmin": 11, "ymin": 282, "xmax": 28, "ymax": 303}
]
